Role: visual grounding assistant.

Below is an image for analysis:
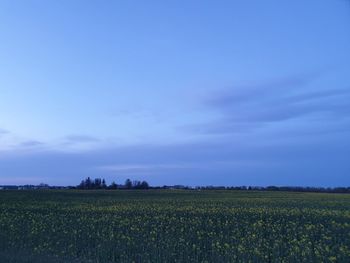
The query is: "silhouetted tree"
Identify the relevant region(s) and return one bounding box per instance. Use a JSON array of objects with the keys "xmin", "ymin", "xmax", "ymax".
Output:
[
  {"xmin": 78, "ymin": 180, "xmax": 85, "ymax": 189},
  {"xmin": 86, "ymin": 177, "xmax": 92, "ymax": 189},
  {"xmin": 133, "ymin": 180, "xmax": 142, "ymax": 189},
  {"xmin": 77, "ymin": 177, "xmax": 109, "ymax": 190},
  {"xmin": 125, "ymin": 179, "xmax": 132, "ymax": 189},
  {"xmin": 94, "ymin": 178, "xmax": 101, "ymax": 189},
  {"xmin": 140, "ymin": 181, "xmax": 149, "ymax": 189},
  {"xmin": 102, "ymin": 179, "xmax": 107, "ymax": 189},
  {"xmin": 109, "ymin": 181, "xmax": 118, "ymax": 190}
]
